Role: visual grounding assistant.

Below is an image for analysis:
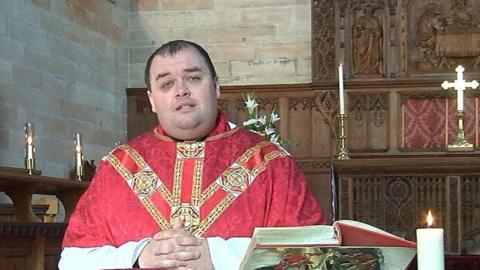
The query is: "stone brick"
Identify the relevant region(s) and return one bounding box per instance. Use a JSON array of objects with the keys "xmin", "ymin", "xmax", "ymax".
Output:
[
  {"xmin": 111, "ymin": 6, "xmax": 128, "ymax": 29},
  {"xmin": 36, "ymin": 136, "xmax": 71, "ymax": 164},
  {"xmin": 80, "ymin": 0, "xmax": 110, "ymax": 17},
  {"xmin": 128, "ymin": 12, "xmax": 187, "ymax": 30},
  {"xmin": 129, "ymin": 46, "xmax": 156, "ymax": 64},
  {"xmin": 296, "ymin": 58, "xmax": 312, "ymax": 77},
  {"xmin": 81, "ymin": 9, "xmax": 100, "ymax": 32},
  {"xmin": 213, "ymin": 61, "xmax": 231, "ymax": 78},
  {"xmin": 276, "ymin": 19, "xmax": 310, "ymax": 42},
  {"xmin": 30, "ymin": 93, "xmax": 62, "ymax": 115},
  {"xmin": 206, "ymin": 44, "xmax": 255, "ymax": 61},
  {"xmin": 40, "ymin": 13, "xmax": 65, "ymax": 37},
  {"xmin": 0, "ymin": 103, "xmax": 18, "ymax": 129},
  {"xmin": 12, "ymin": 64, "xmax": 43, "ymax": 90},
  {"xmin": 161, "ymin": 0, "xmax": 213, "ymax": 11},
  {"xmin": 0, "ymin": 16, "xmax": 6, "ymax": 36},
  {"xmin": 100, "ymin": 19, "xmax": 124, "ymax": 43},
  {"xmin": 209, "ymin": 25, "xmax": 276, "ymax": 43},
  {"xmin": 185, "ymin": 9, "xmax": 241, "ymax": 27},
  {"xmin": 8, "ymin": 18, "xmax": 47, "ymax": 52},
  {"xmin": 128, "ymin": 63, "xmax": 147, "ymax": 86},
  {"xmin": 215, "ymin": 0, "xmax": 307, "ymax": 8},
  {"xmin": 14, "ymin": 2, "xmax": 41, "ymax": 26},
  {"xmin": 128, "ymin": 30, "xmax": 155, "ymax": 47},
  {"xmin": 0, "ymin": 151, "xmax": 23, "ymax": 172},
  {"xmin": 0, "ymin": 81, "xmax": 31, "ymax": 109},
  {"xmin": 255, "ymin": 42, "xmax": 310, "ymax": 59},
  {"xmin": 61, "ymin": 99, "xmax": 98, "ymax": 124},
  {"xmin": 0, "ymin": 128, "xmax": 10, "ymax": 149},
  {"xmin": 0, "ymin": 0, "xmax": 14, "ymax": 15},
  {"xmin": 0, "ymin": 59, "xmax": 12, "ymax": 83},
  {"xmin": 32, "ymin": 0, "xmax": 50, "ymax": 10},
  {"xmin": 50, "ymin": 116, "xmax": 68, "ymax": 137},
  {"xmin": 130, "ymin": 0, "xmax": 159, "ymax": 11},
  {"xmin": 91, "ymin": 127, "xmax": 116, "ymax": 146},
  {"xmin": 240, "ymin": 7, "xmax": 292, "ymax": 24},
  {"xmin": 231, "ymin": 59, "xmax": 296, "ymax": 77},
  {"xmin": 0, "ymin": 37, "xmax": 23, "ymax": 62}
]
